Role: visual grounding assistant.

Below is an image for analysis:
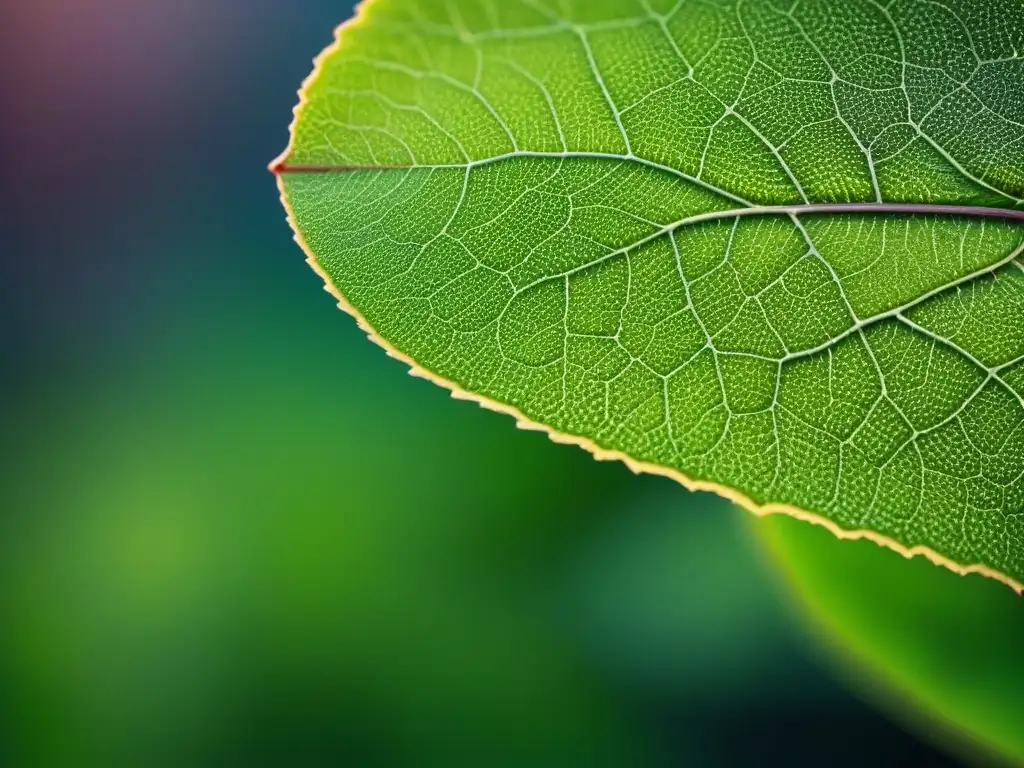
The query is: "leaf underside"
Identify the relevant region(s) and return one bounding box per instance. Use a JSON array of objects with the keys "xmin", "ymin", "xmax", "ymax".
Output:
[{"xmin": 276, "ymin": 0, "xmax": 1024, "ymax": 588}]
